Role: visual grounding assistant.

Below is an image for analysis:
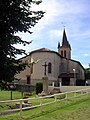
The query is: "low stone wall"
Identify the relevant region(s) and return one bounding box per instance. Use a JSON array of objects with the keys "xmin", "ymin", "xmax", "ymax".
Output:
[
  {"xmin": 48, "ymin": 86, "xmax": 90, "ymax": 93},
  {"xmin": 15, "ymin": 84, "xmax": 35, "ymax": 92},
  {"xmin": 60, "ymin": 86, "xmax": 90, "ymax": 92}
]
